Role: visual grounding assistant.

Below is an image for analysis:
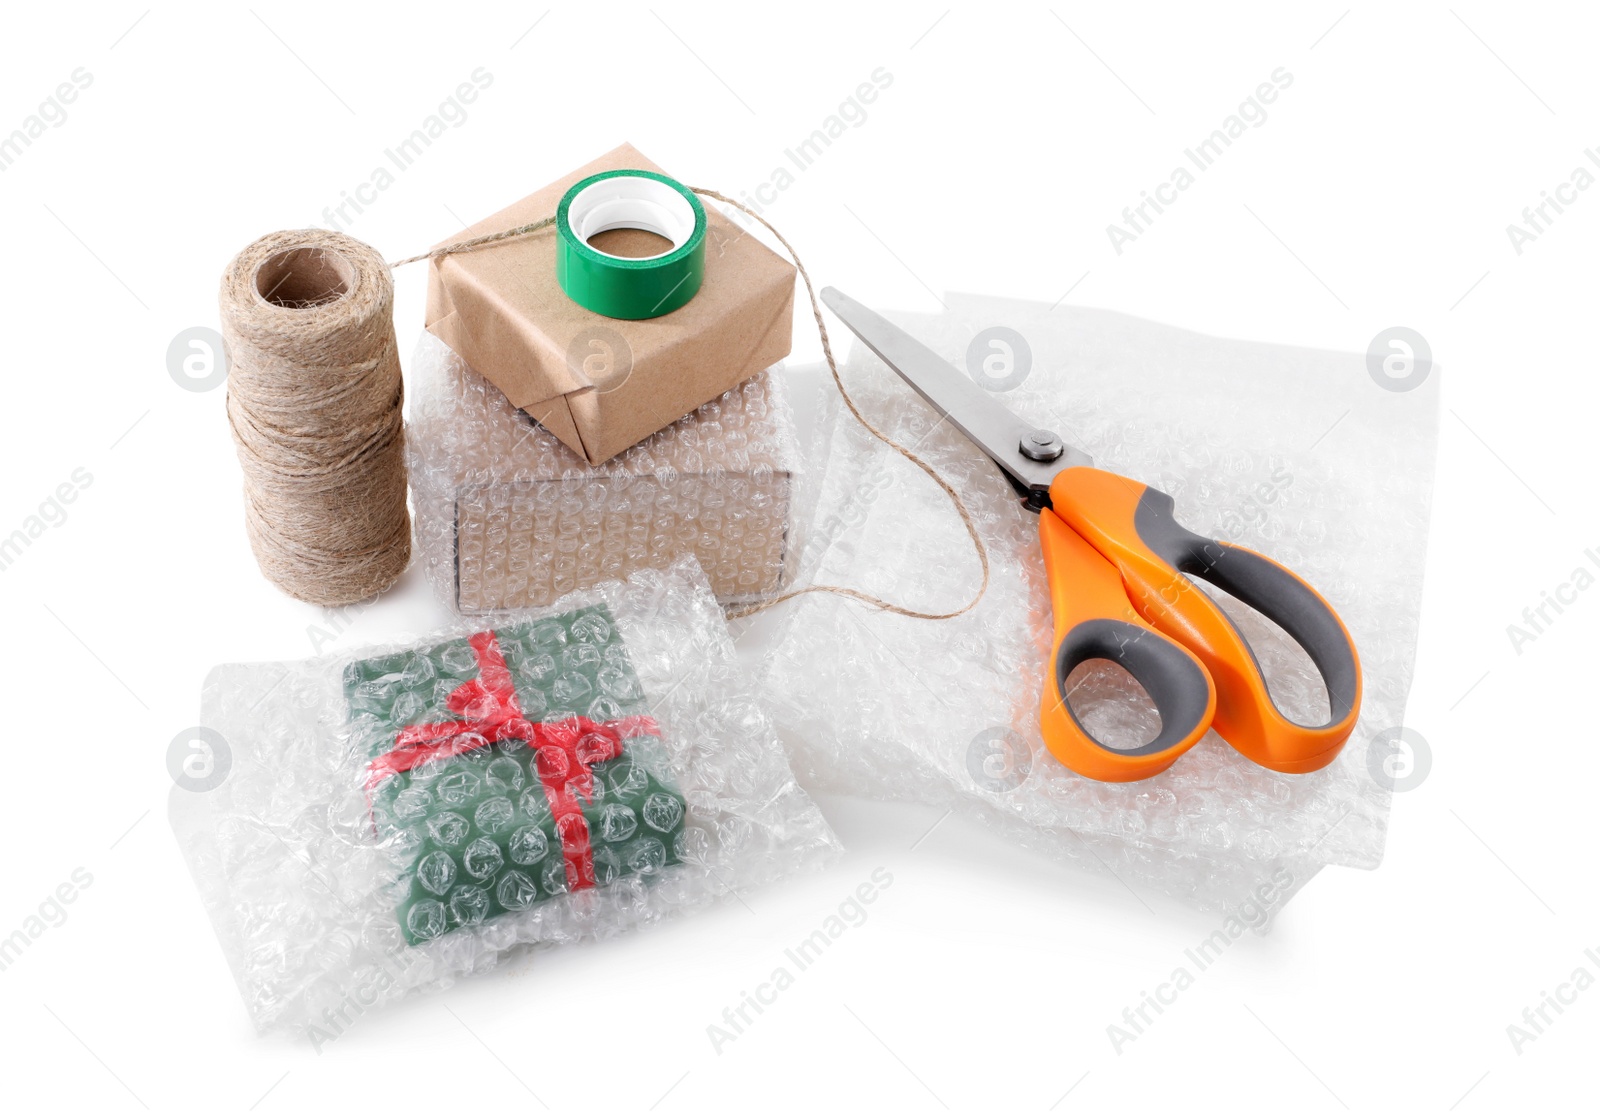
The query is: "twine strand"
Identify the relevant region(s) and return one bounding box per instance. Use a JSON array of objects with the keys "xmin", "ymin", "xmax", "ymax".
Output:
[
  {"xmin": 389, "ymin": 218, "xmax": 557, "ymax": 267},
  {"xmin": 688, "ymin": 189, "xmax": 989, "ymax": 621}
]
